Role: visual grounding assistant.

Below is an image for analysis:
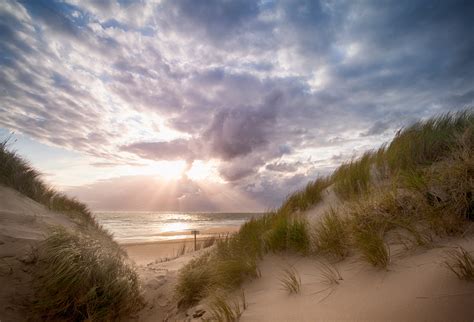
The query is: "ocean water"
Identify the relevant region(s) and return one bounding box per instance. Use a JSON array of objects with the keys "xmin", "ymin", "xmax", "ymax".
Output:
[{"xmin": 93, "ymin": 211, "xmax": 264, "ymax": 244}]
